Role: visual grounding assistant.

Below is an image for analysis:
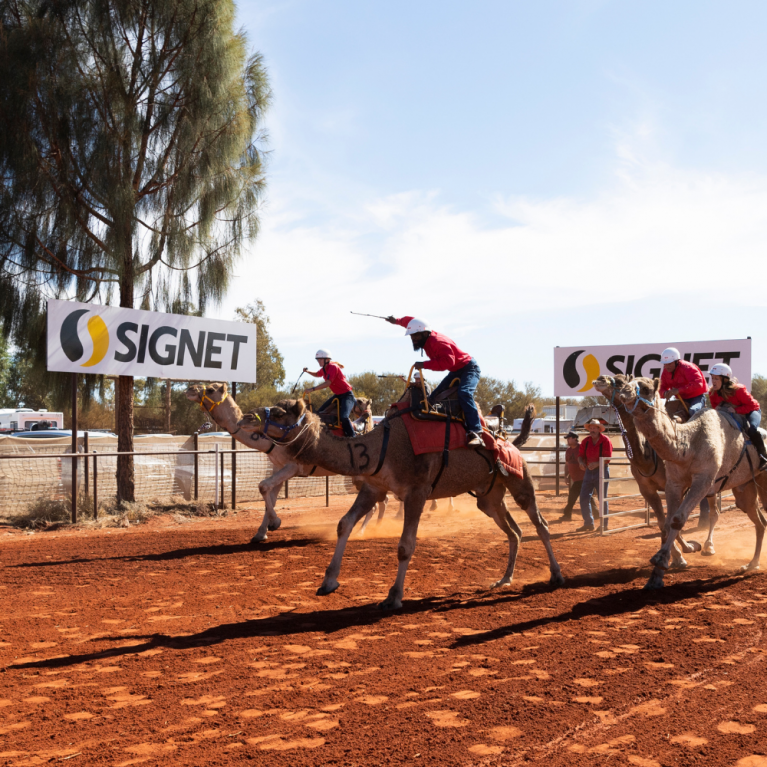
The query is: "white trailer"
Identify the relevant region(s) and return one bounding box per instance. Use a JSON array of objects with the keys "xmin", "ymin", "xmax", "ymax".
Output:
[{"xmin": 0, "ymin": 408, "xmax": 64, "ymax": 431}]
